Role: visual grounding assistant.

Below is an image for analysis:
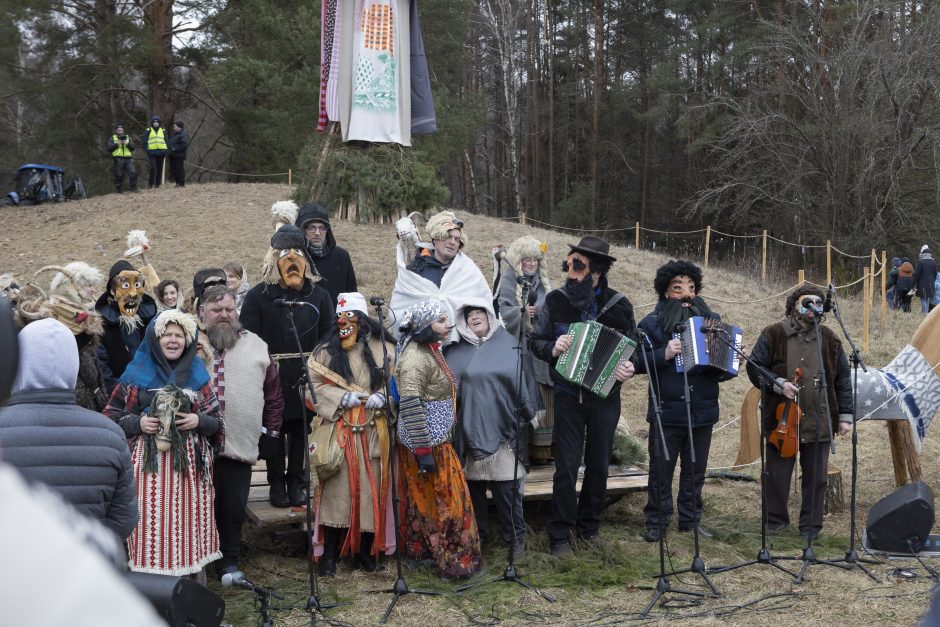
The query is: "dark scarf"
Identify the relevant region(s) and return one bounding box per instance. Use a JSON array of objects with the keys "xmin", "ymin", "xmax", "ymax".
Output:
[{"xmin": 657, "ymin": 296, "xmax": 716, "ymax": 335}]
